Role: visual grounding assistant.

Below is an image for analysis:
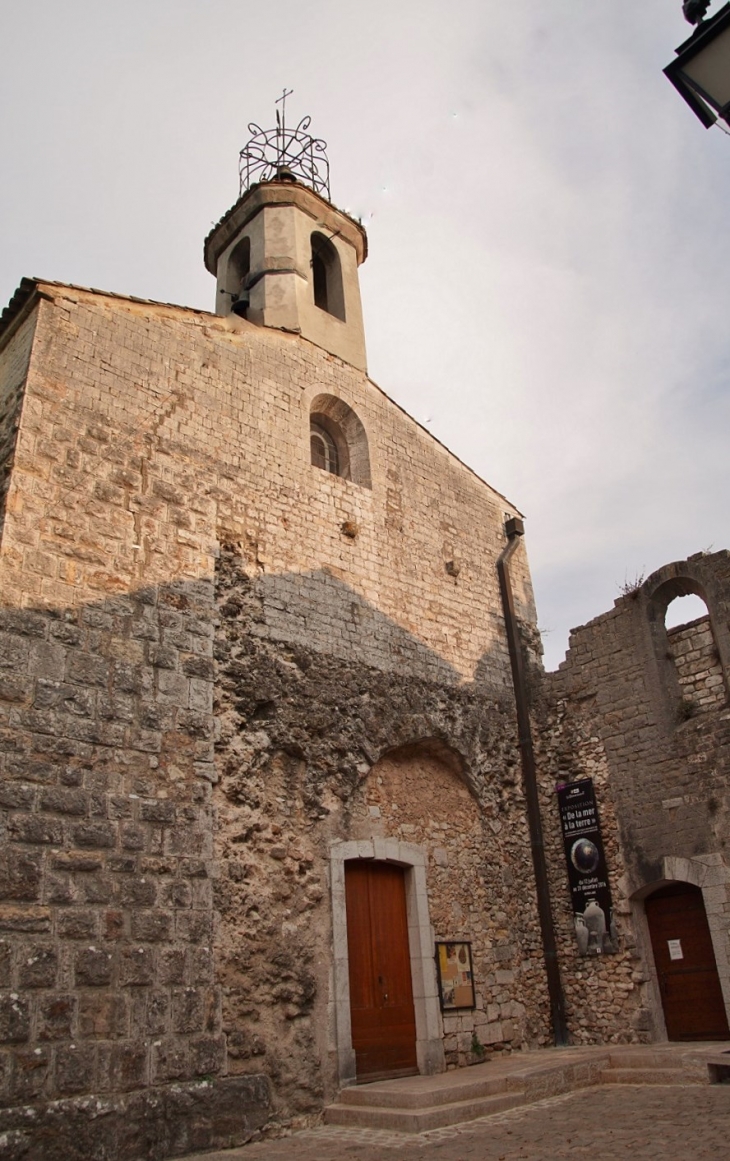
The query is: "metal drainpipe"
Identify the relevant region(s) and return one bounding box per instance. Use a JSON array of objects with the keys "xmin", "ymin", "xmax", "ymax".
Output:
[{"xmin": 497, "ymin": 517, "xmax": 568, "ymax": 1047}]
